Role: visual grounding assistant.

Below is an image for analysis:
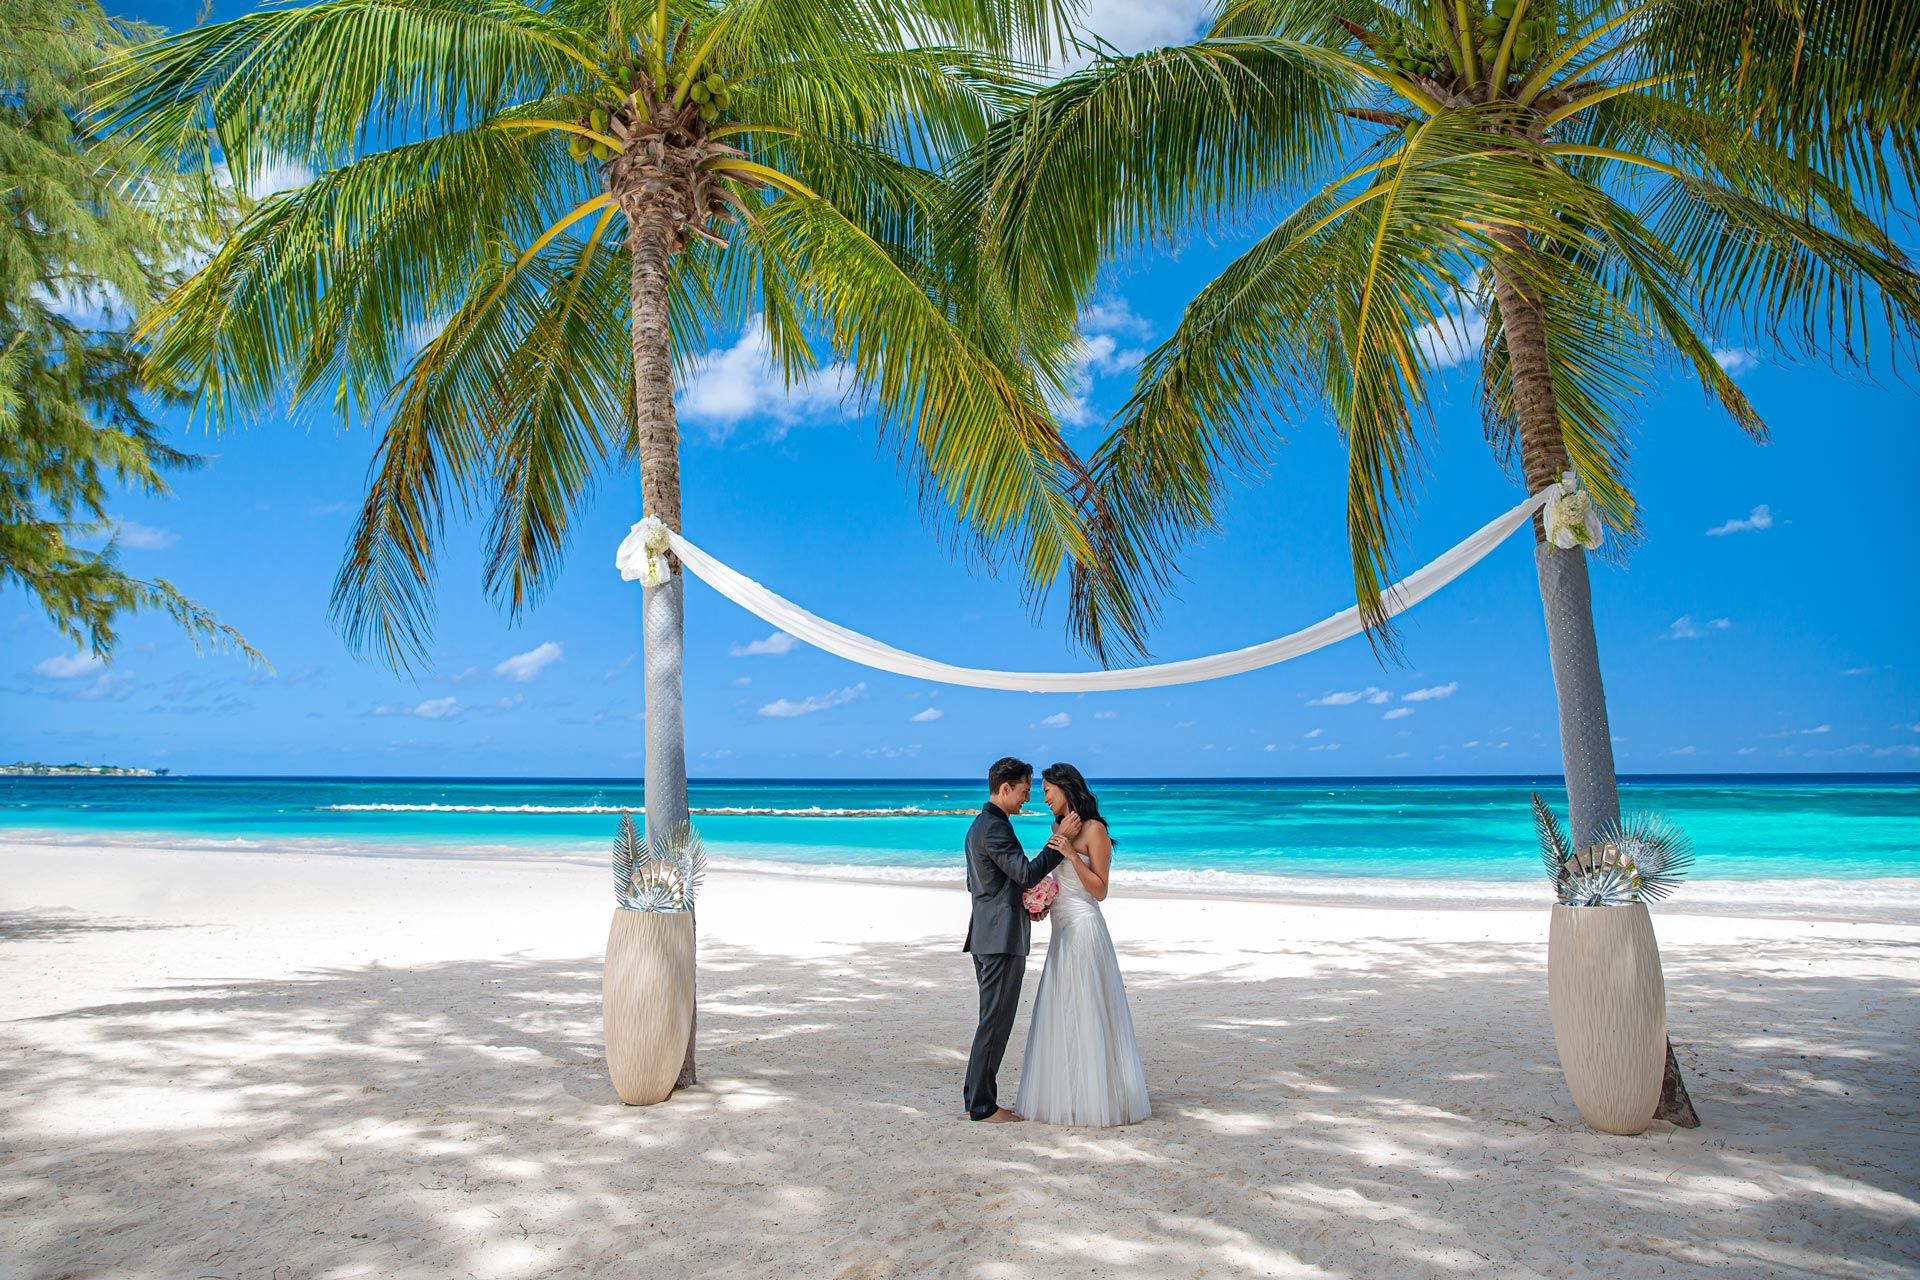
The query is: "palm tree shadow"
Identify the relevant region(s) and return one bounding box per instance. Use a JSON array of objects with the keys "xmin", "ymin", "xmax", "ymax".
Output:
[{"xmin": 2, "ymin": 925, "xmax": 1914, "ymax": 1278}]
